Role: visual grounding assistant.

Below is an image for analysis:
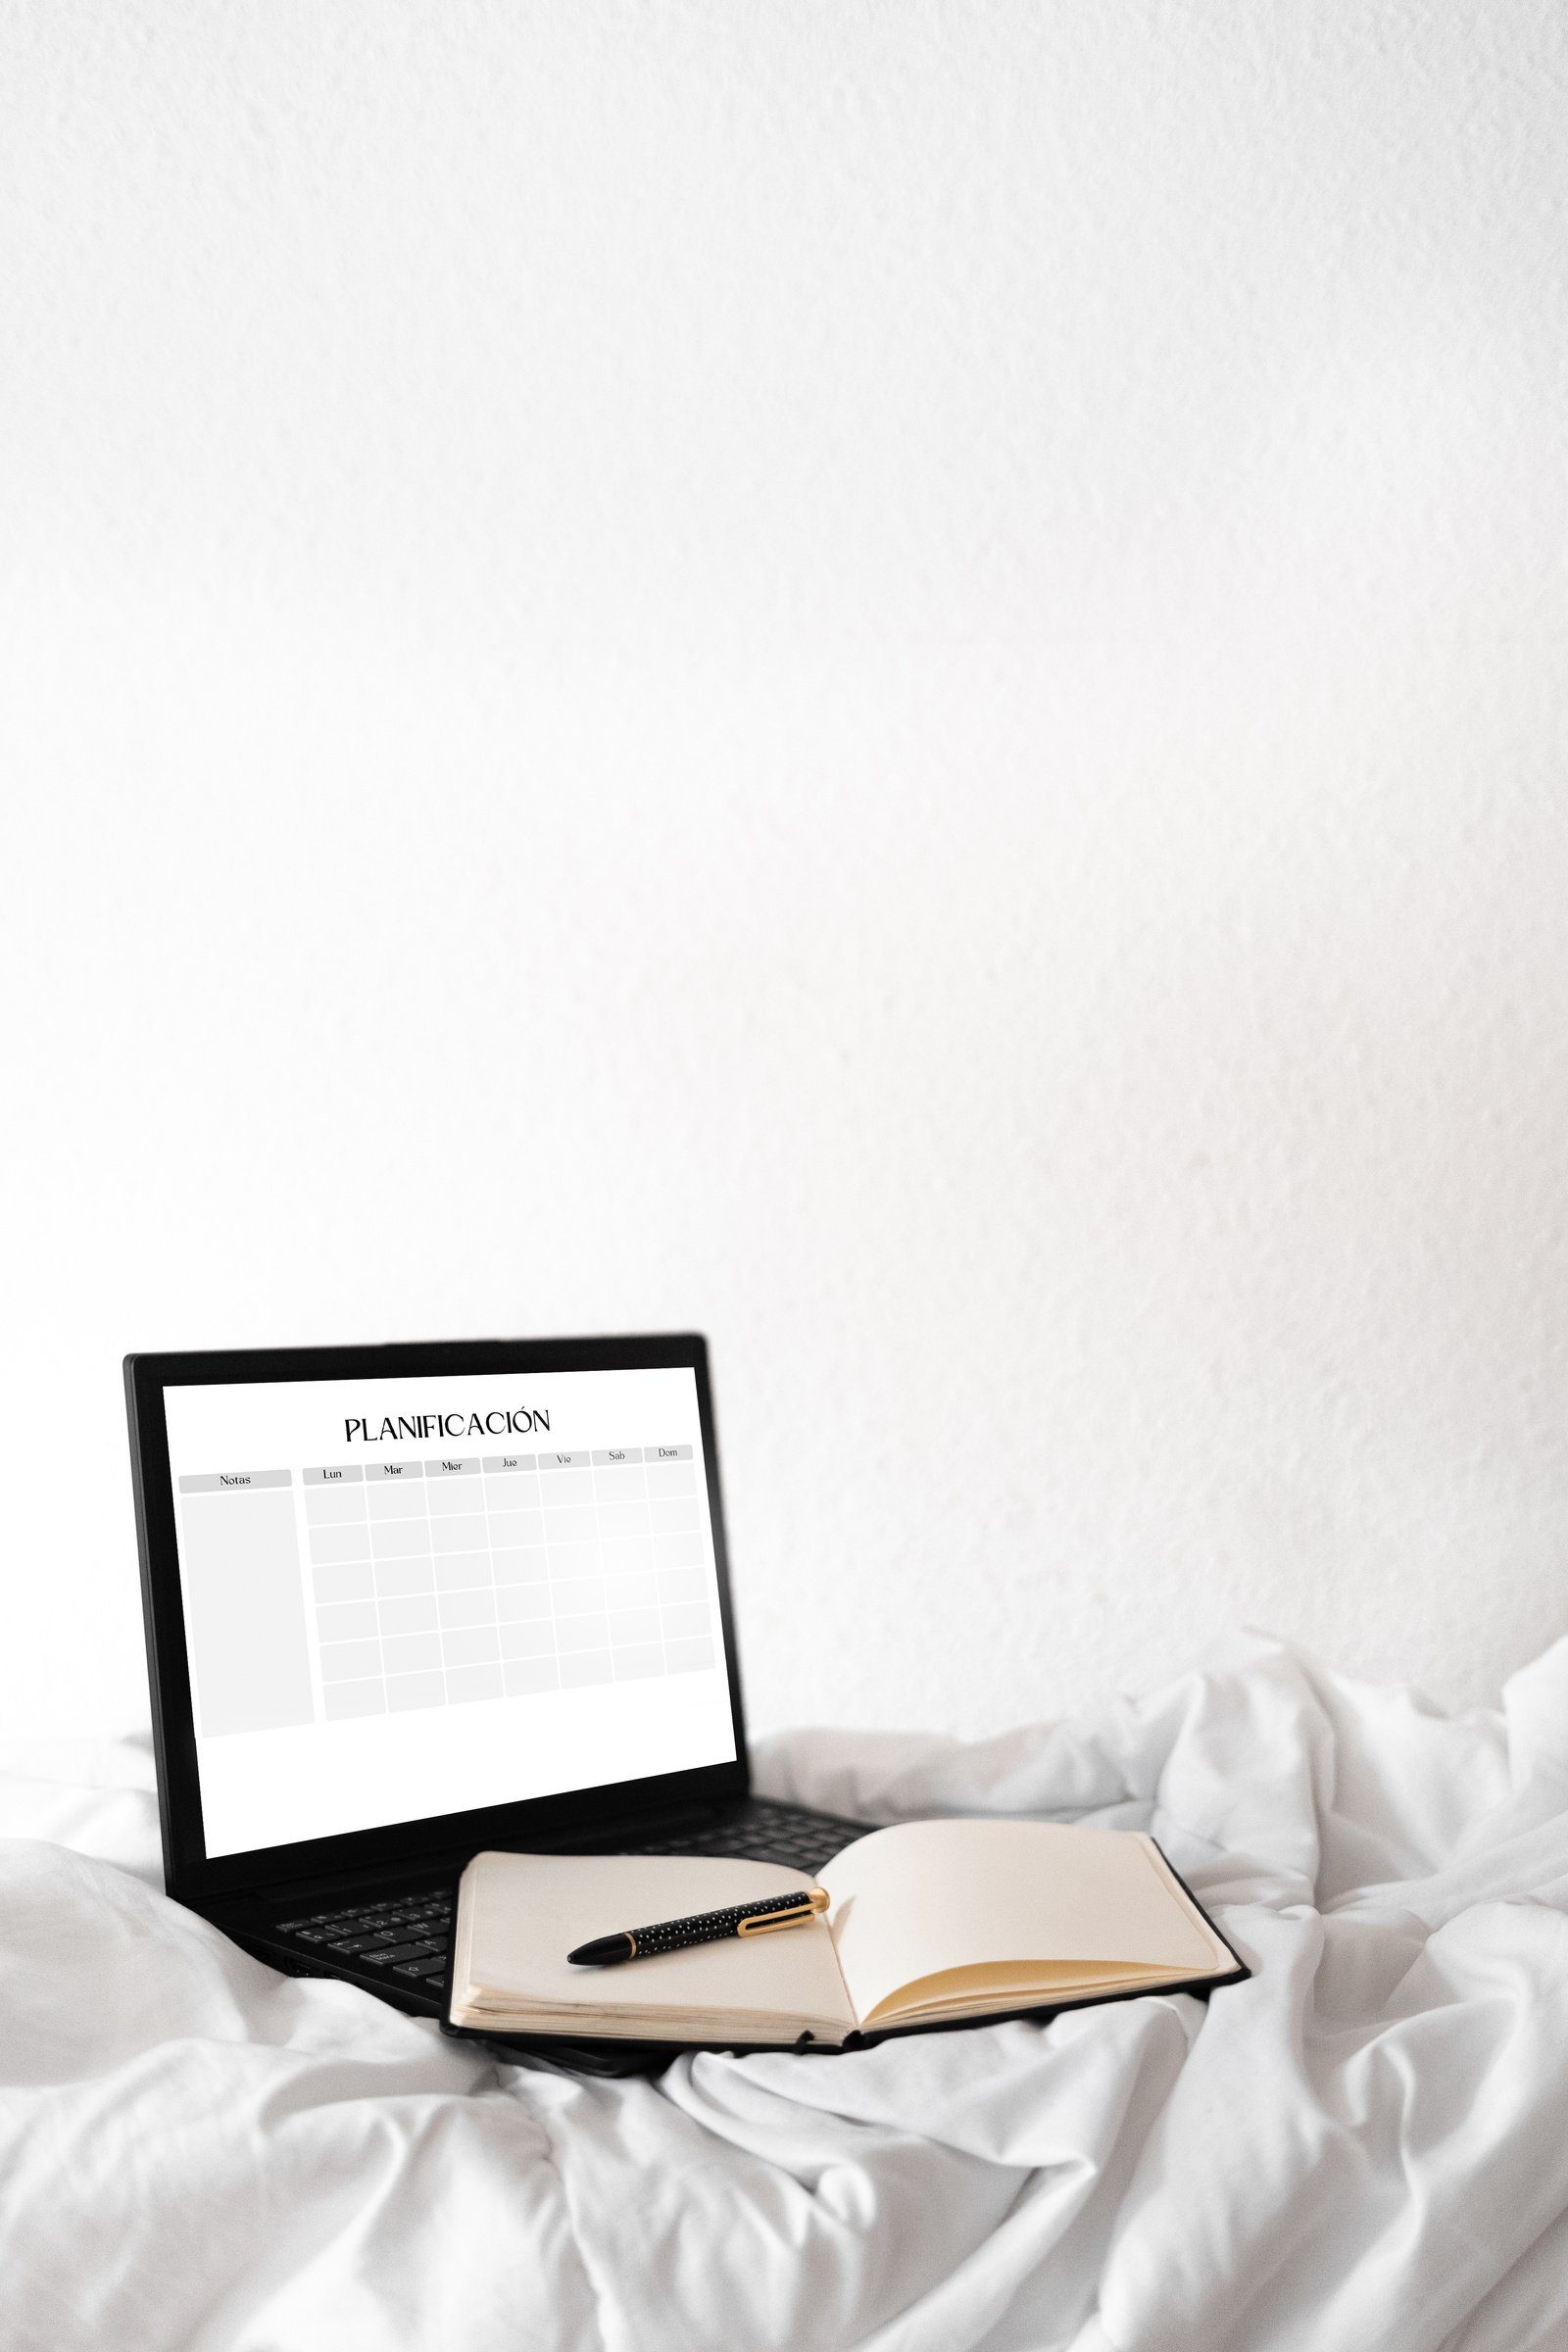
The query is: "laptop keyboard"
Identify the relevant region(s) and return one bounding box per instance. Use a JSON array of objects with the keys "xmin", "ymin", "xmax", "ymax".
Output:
[
  {"xmin": 627, "ymin": 1799, "xmax": 858, "ymax": 1874},
  {"xmin": 265, "ymin": 1800, "xmax": 863, "ymax": 2001},
  {"xmin": 273, "ymin": 1889, "xmax": 456, "ymax": 1983}
]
